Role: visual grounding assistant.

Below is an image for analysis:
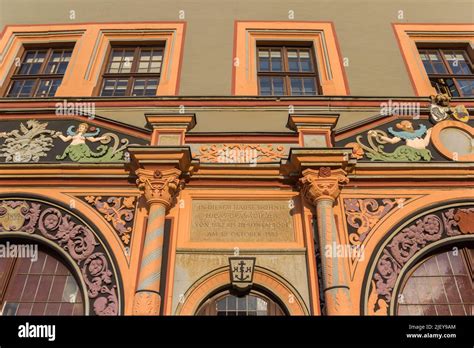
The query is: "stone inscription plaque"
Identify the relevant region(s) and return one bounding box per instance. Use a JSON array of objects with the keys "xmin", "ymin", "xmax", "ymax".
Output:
[{"xmin": 190, "ymin": 200, "xmax": 294, "ymax": 242}]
